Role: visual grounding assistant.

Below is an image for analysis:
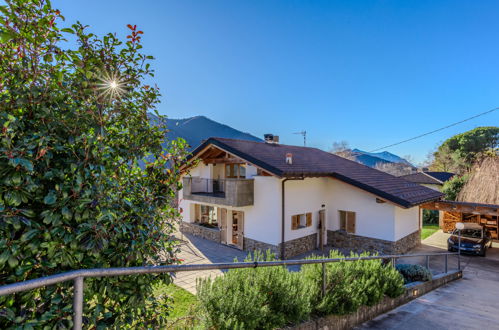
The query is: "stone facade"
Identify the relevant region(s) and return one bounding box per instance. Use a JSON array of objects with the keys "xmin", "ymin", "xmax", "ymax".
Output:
[
  {"xmin": 327, "ymin": 230, "xmax": 421, "ymax": 255},
  {"xmin": 180, "ymin": 222, "xmax": 221, "ymax": 243},
  {"xmin": 244, "ymin": 237, "xmax": 279, "ymax": 256},
  {"xmin": 280, "ymin": 233, "xmax": 318, "ymax": 259}
]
